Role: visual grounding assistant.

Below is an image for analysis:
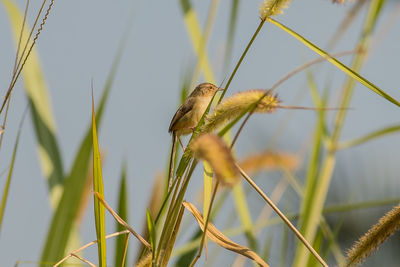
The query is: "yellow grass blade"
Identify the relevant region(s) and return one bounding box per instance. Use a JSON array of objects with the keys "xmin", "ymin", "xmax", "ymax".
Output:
[
  {"xmin": 179, "ymin": 0, "xmax": 216, "ymax": 83},
  {"xmin": 91, "ymin": 91, "xmax": 106, "ymax": 267},
  {"xmin": 115, "ymin": 164, "xmax": 129, "ymax": 267}
]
